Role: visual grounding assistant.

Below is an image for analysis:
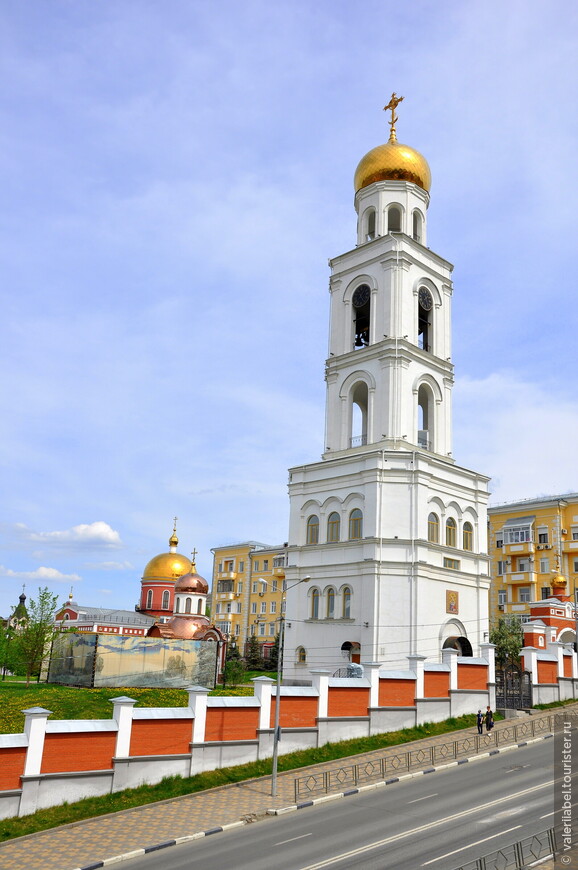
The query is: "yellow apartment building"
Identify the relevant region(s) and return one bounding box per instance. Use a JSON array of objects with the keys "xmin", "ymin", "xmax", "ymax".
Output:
[
  {"xmin": 488, "ymin": 493, "xmax": 578, "ymax": 623},
  {"xmin": 210, "ymin": 541, "xmax": 288, "ymax": 656}
]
